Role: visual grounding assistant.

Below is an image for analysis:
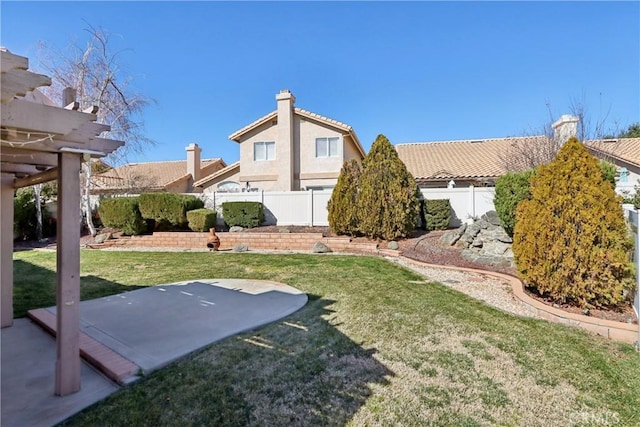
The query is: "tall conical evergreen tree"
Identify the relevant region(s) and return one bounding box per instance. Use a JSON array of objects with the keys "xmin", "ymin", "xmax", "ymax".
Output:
[
  {"xmin": 513, "ymin": 137, "xmax": 634, "ymax": 308},
  {"xmin": 357, "ymin": 134, "xmax": 420, "ymax": 240},
  {"xmin": 328, "ymin": 159, "xmax": 361, "ymax": 236}
]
